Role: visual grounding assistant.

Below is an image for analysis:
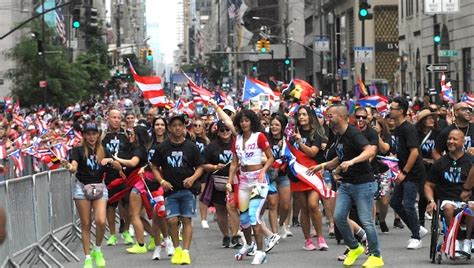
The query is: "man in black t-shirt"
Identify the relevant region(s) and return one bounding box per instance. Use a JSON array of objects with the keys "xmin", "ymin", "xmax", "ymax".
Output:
[
  {"xmin": 425, "ymin": 129, "xmax": 474, "ymax": 255},
  {"xmin": 388, "ymin": 97, "xmax": 427, "ymax": 250},
  {"xmin": 101, "ymin": 109, "xmax": 134, "ymax": 246},
  {"xmin": 433, "ymin": 102, "xmax": 474, "ymax": 159},
  {"xmin": 150, "ymin": 114, "xmax": 204, "ymax": 265},
  {"xmin": 308, "ymin": 105, "xmax": 383, "ymax": 267}
]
